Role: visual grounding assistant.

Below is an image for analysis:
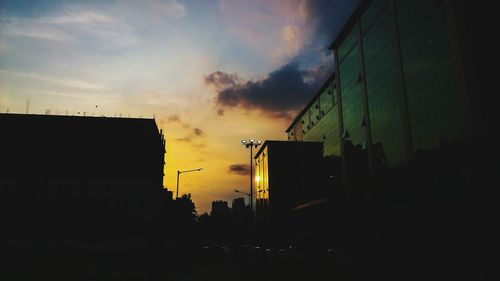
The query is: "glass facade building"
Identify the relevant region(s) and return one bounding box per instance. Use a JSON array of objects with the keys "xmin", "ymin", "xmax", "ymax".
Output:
[
  {"xmin": 331, "ymin": 0, "xmax": 470, "ymax": 173},
  {"xmin": 287, "ymin": 0, "xmax": 473, "ymax": 185},
  {"xmin": 286, "ymin": 75, "xmax": 341, "ymax": 158}
]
